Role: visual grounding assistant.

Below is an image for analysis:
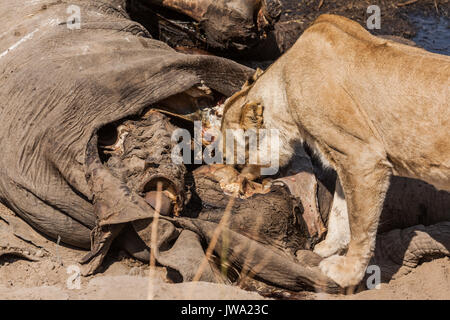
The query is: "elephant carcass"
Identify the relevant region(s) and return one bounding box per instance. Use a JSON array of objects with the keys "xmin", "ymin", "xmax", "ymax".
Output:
[
  {"xmin": 0, "ymin": 0, "xmax": 253, "ymax": 250},
  {"xmin": 127, "ymin": 0, "xmax": 282, "ymax": 53}
]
